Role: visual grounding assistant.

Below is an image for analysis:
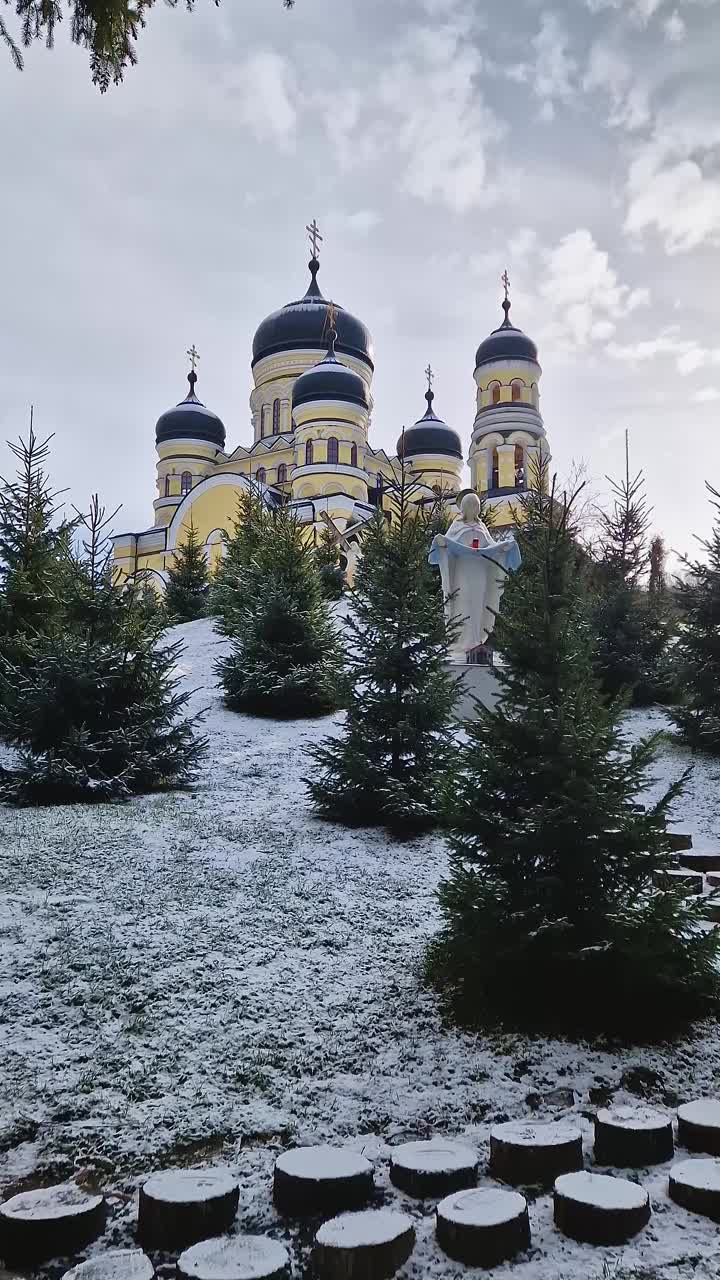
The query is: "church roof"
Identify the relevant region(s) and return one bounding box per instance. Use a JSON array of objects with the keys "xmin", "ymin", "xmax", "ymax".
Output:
[
  {"xmin": 475, "ymin": 294, "xmax": 538, "ymax": 369},
  {"xmin": 252, "ymin": 258, "xmax": 374, "ymax": 370},
  {"xmin": 293, "ymin": 341, "xmax": 369, "ymax": 411},
  {"xmin": 397, "ymin": 383, "xmax": 463, "ymax": 460},
  {"xmin": 155, "ymin": 372, "xmax": 226, "ymax": 448}
]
